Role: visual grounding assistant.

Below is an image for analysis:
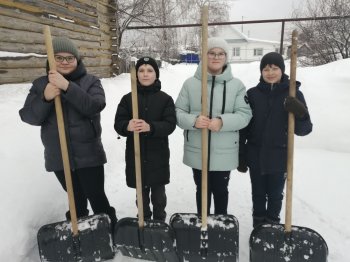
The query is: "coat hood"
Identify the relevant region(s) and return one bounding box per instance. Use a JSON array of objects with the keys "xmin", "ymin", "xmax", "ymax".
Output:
[{"xmin": 194, "ymin": 62, "xmax": 234, "ymax": 83}]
